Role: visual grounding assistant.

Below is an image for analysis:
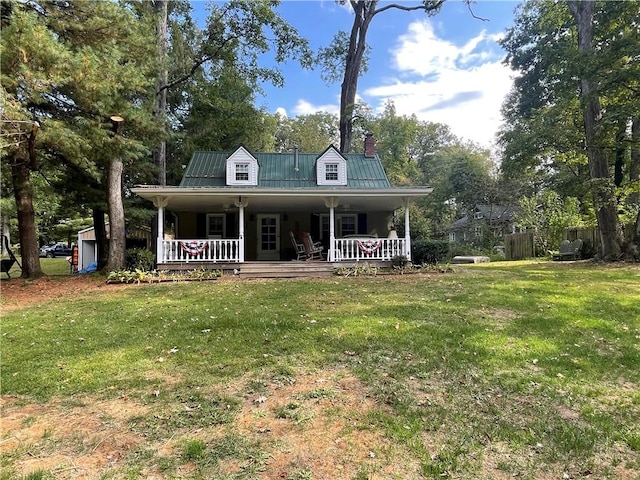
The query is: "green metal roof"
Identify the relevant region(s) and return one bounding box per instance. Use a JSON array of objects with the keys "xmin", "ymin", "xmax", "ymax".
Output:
[{"xmin": 179, "ymin": 149, "xmax": 391, "ymax": 189}]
